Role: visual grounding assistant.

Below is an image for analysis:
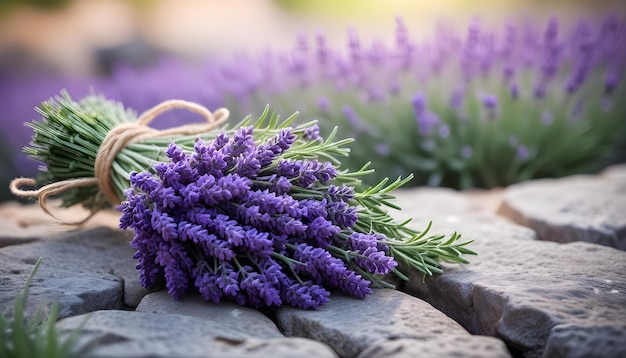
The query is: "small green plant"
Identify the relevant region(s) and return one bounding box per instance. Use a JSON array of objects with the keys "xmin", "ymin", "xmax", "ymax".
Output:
[{"xmin": 0, "ymin": 257, "xmax": 89, "ymax": 358}]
